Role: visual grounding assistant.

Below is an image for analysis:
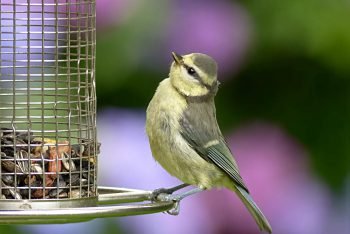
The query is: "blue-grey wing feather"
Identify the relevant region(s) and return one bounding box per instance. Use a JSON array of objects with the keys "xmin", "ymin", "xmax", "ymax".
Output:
[{"xmin": 180, "ymin": 101, "xmax": 249, "ymax": 192}]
